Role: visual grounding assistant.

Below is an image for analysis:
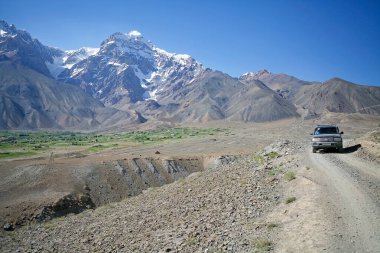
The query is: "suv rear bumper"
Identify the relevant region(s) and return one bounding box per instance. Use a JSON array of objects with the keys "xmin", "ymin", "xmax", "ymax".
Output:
[{"xmin": 312, "ymin": 142, "xmax": 342, "ymax": 149}]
